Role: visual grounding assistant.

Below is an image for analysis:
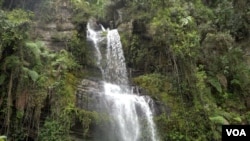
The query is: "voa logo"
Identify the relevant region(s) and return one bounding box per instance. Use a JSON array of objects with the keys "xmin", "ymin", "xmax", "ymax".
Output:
[{"xmin": 226, "ymin": 129, "xmax": 246, "ymax": 136}]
